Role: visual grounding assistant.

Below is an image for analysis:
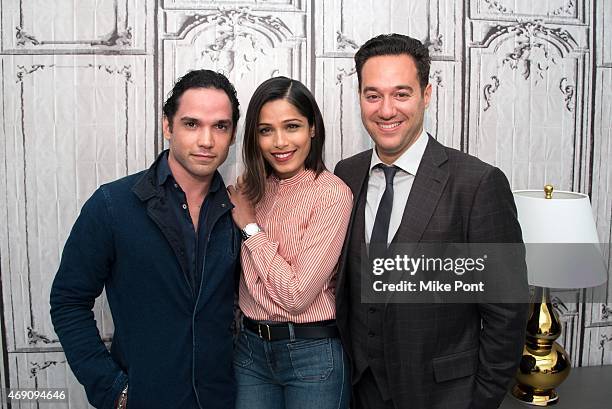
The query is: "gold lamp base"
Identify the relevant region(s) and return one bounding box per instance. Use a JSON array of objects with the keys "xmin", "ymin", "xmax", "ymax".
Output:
[
  {"xmin": 511, "ymin": 341, "xmax": 570, "ymax": 406},
  {"xmin": 511, "ymin": 383, "xmax": 558, "ymax": 406},
  {"xmin": 512, "ymin": 287, "xmax": 571, "ymax": 406}
]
